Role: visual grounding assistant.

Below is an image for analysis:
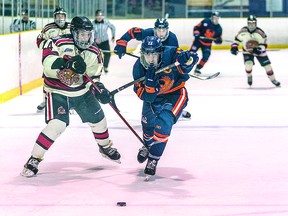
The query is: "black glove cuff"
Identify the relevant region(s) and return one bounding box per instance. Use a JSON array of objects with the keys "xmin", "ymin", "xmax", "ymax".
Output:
[{"xmin": 51, "ymin": 58, "xmax": 66, "ymax": 70}]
